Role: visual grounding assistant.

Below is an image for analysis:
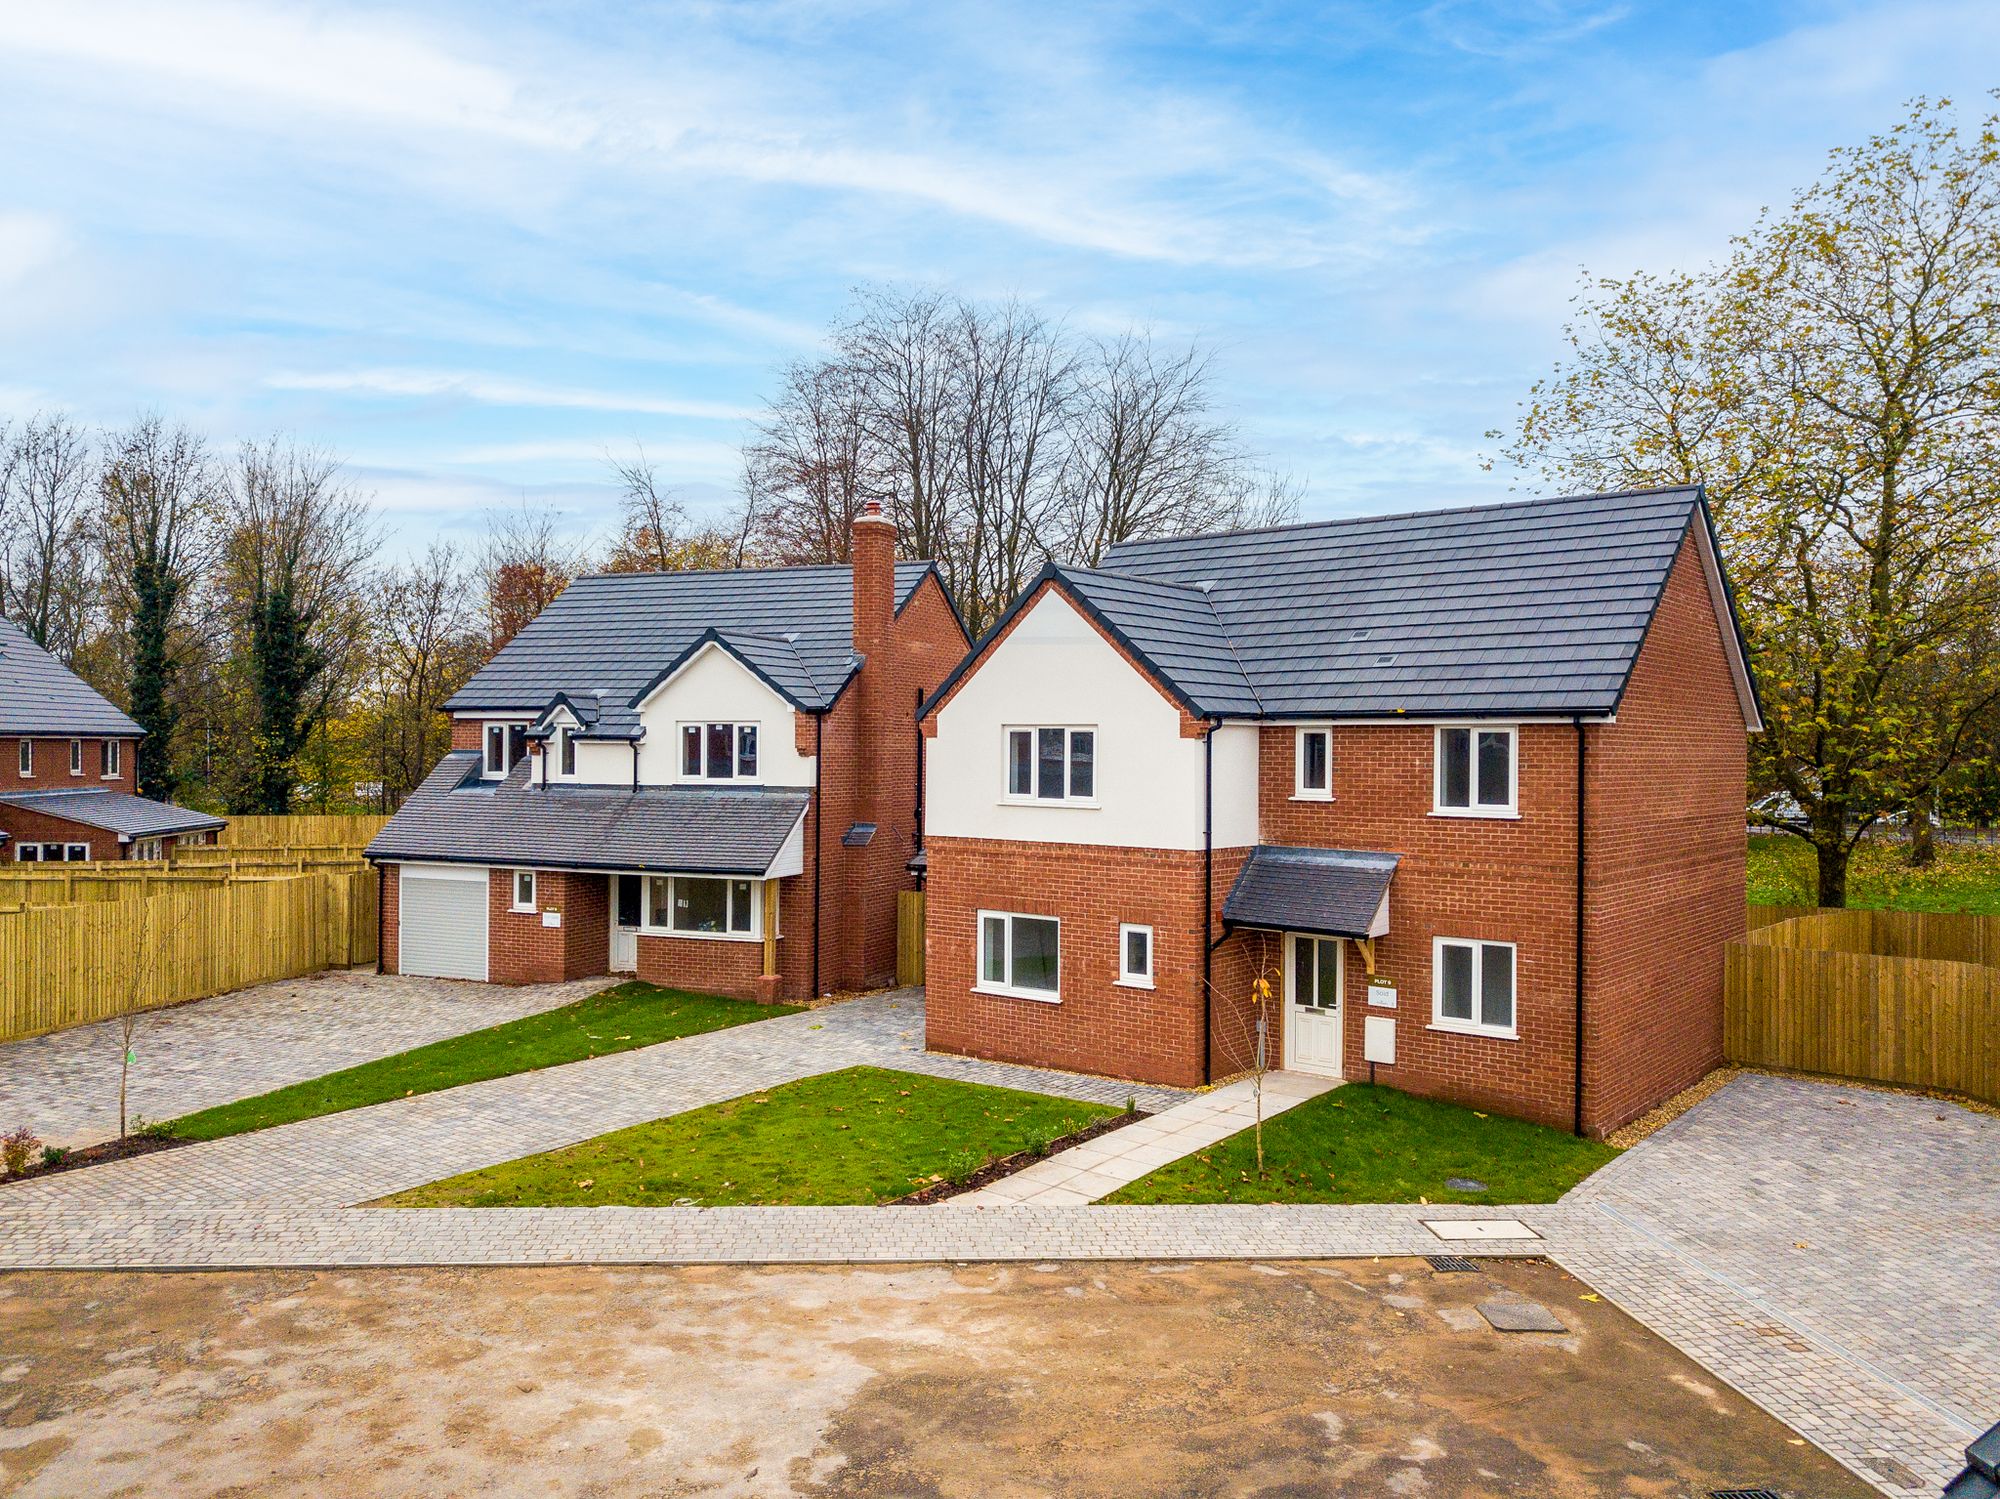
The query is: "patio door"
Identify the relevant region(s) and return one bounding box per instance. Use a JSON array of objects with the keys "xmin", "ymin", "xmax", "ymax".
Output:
[
  {"xmin": 609, "ymin": 874, "xmax": 640, "ymax": 972},
  {"xmin": 1285, "ymin": 934, "xmax": 1343, "ymax": 1077}
]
